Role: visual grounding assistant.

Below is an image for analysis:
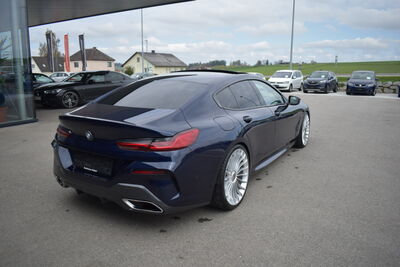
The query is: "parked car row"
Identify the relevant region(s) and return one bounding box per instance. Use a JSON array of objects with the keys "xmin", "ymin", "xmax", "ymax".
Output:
[{"xmin": 265, "ymin": 70, "xmax": 378, "ymax": 96}]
